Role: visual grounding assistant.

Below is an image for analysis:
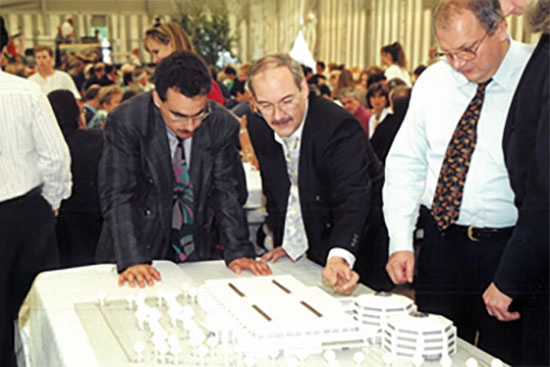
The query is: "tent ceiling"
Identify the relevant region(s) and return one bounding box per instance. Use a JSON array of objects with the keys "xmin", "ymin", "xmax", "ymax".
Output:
[{"xmin": 1, "ymin": 0, "xmax": 181, "ymax": 14}]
